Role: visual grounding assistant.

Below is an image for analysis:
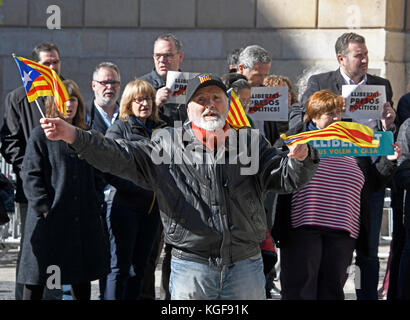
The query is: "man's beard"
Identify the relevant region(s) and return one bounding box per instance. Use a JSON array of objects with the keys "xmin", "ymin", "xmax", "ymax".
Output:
[
  {"xmin": 193, "ymin": 109, "xmax": 226, "ymax": 131},
  {"xmin": 98, "ymin": 90, "xmax": 119, "ymax": 107}
]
